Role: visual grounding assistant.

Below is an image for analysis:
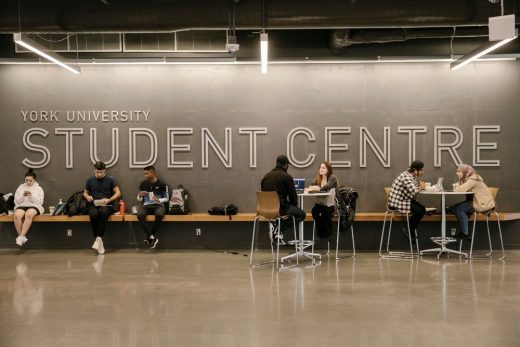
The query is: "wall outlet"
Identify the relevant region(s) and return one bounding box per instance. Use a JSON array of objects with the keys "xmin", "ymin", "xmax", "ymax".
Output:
[
  {"xmin": 450, "ymin": 228, "xmax": 457, "ymax": 236},
  {"xmin": 195, "ymin": 228, "xmax": 201, "ymax": 236},
  {"xmin": 67, "ymin": 229, "xmax": 72, "ymax": 237}
]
